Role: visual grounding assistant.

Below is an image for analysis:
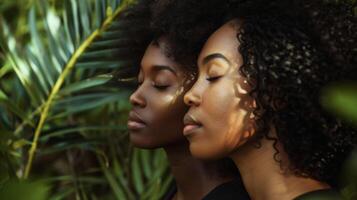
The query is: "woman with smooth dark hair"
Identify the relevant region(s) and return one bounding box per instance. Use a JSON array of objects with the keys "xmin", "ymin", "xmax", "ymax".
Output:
[
  {"xmin": 150, "ymin": 0, "xmax": 357, "ymax": 199},
  {"xmin": 114, "ymin": 1, "xmax": 250, "ymax": 199}
]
